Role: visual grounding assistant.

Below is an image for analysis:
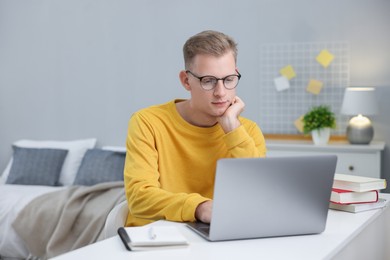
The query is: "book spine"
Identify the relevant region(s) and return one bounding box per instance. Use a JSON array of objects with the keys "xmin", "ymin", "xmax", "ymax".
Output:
[{"xmin": 330, "ymin": 190, "xmax": 378, "ymax": 205}]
